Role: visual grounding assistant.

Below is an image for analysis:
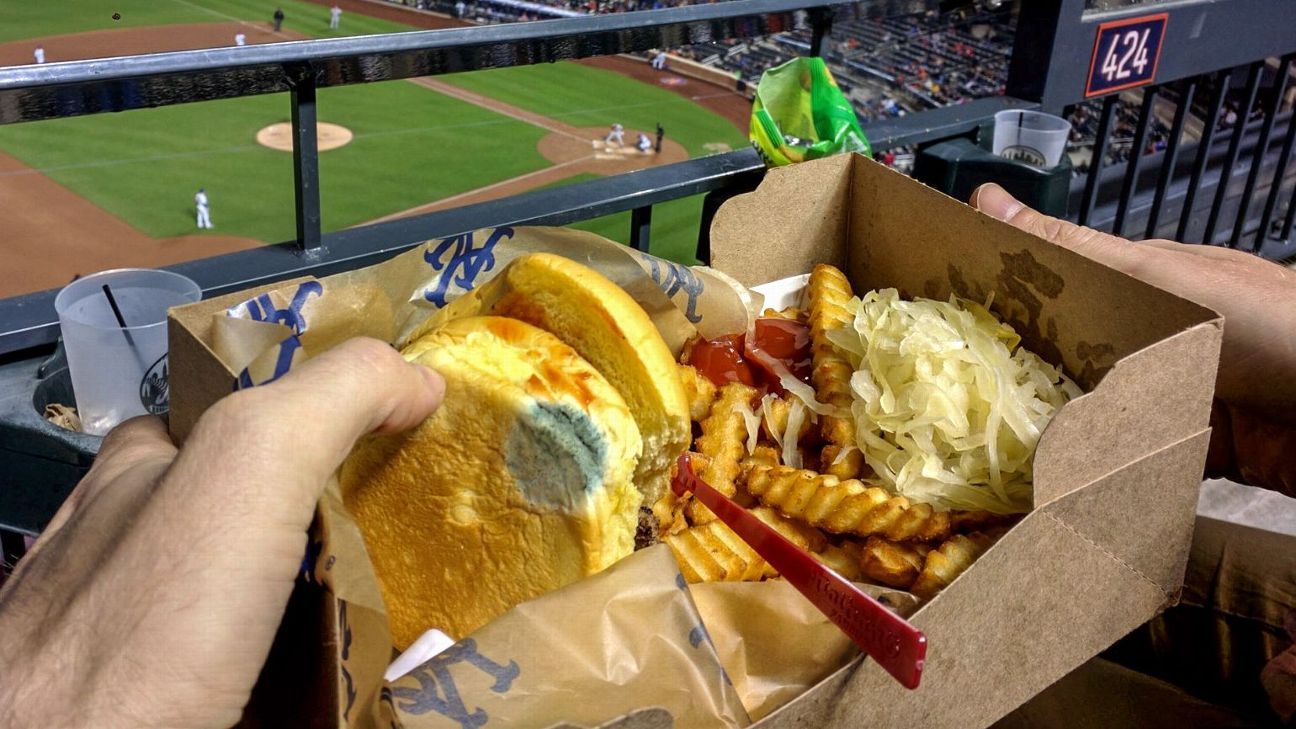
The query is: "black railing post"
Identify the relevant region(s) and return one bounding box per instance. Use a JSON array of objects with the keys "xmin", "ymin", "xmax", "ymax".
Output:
[
  {"xmin": 1146, "ymin": 79, "xmax": 1196, "ymax": 239},
  {"xmin": 630, "ymin": 205, "xmax": 653, "ymax": 252},
  {"xmin": 1113, "ymin": 88, "xmax": 1158, "ymax": 237},
  {"xmin": 1204, "ymin": 62, "xmax": 1262, "ymax": 245},
  {"xmin": 1178, "ymin": 69, "xmax": 1233, "ymax": 243},
  {"xmin": 289, "ymin": 64, "xmax": 323, "ymax": 253},
  {"xmin": 1233, "ymin": 55, "xmax": 1292, "ymax": 250},
  {"xmin": 808, "ymin": 6, "xmax": 832, "ymax": 57},
  {"xmin": 1004, "ymin": 0, "xmax": 1085, "ymax": 115},
  {"xmin": 1258, "ymin": 109, "xmax": 1296, "ymax": 249},
  {"xmin": 1079, "ymin": 96, "xmax": 1117, "ymax": 227}
]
